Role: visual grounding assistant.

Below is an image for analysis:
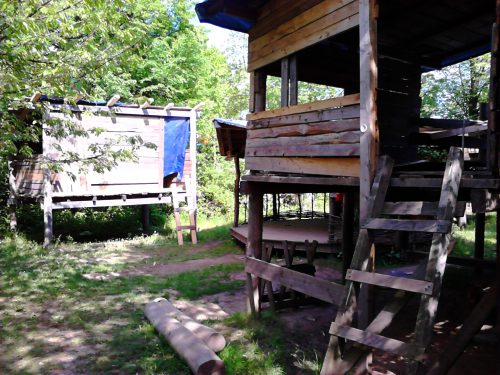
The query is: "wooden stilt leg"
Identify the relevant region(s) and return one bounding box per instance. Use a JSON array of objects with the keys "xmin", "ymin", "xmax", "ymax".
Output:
[
  {"xmin": 43, "ymin": 169, "xmax": 53, "ymax": 248},
  {"xmin": 246, "ymin": 189, "xmax": 264, "ymax": 315}
]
